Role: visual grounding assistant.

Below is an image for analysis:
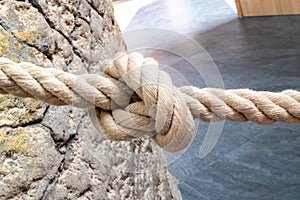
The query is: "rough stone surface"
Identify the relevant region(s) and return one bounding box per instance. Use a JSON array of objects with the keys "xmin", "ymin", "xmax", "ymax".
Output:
[
  {"xmin": 0, "ymin": 1, "xmax": 179, "ymax": 199},
  {"xmin": 0, "ymin": 95, "xmax": 46, "ymax": 127}
]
